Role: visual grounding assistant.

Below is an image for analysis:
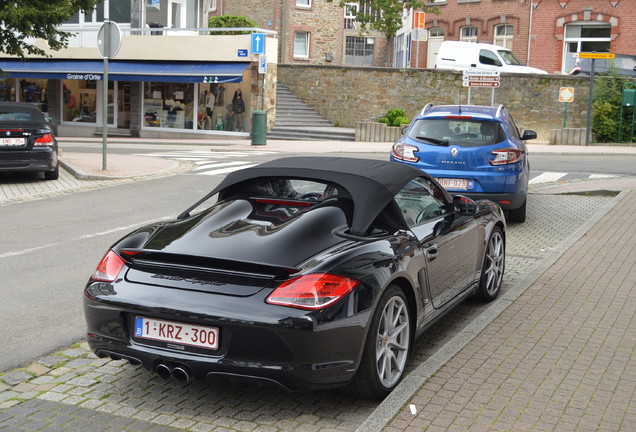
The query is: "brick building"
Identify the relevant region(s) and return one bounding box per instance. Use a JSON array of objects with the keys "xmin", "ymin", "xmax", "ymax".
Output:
[
  {"xmin": 215, "ymin": 0, "xmax": 634, "ymax": 73},
  {"xmin": 404, "ymin": 0, "xmax": 635, "ymax": 74},
  {"xmin": 214, "ymin": 0, "xmax": 391, "ymax": 67}
]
